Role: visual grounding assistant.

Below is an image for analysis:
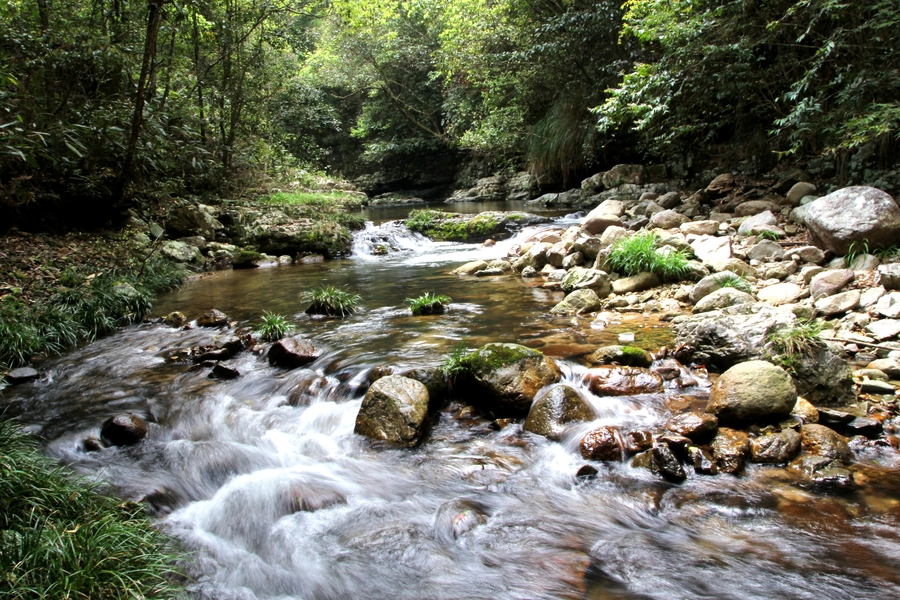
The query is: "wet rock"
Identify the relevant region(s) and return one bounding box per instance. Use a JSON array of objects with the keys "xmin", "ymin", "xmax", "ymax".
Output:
[
  {"xmin": 197, "ymin": 309, "xmax": 229, "ymax": 327},
  {"xmin": 858, "ymin": 379, "xmax": 895, "ymax": 395},
  {"xmin": 584, "ymin": 345, "xmax": 654, "ymax": 368},
  {"xmin": 582, "ymin": 366, "xmax": 664, "ymax": 396},
  {"xmin": 465, "ymin": 343, "xmax": 562, "ymax": 414},
  {"xmin": 549, "ymin": 289, "xmax": 604, "ymax": 315},
  {"xmin": 623, "ymin": 430, "xmax": 654, "ymax": 454},
  {"xmin": 805, "ymin": 186, "xmax": 900, "ymax": 254},
  {"xmin": 787, "ymin": 344, "xmax": 855, "ymax": 407},
  {"xmin": 101, "ymin": 414, "xmax": 150, "ymax": 447},
  {"xmin": 268, "ymin": 336, "xmax": 321, "ymax": 368},
  {"xmin": 524, "ymin": 385, "xmax": 597, "ymax": 441},
  {"xmin": 398, "ymin": 367, "xmax": 449, "ymax": 401},
  {"xmin": 164, "ymin": 311, "xmax": 187, "ymax": 328},
  {"xmin": 706, "ymin": 360, "xmax": 797, "ymax": 425},
  {"xmin": 82, "ymin": 437, "xmax": 103, "ymax": 452},
  {"xmin": 843, "ymin": 417, "xmax": 883, "ymax": 439},
  {"xmin": 435, "ymin": 499, "xmax": 487, "ymax": 541},
  {"xmin": 5, "ymin": 367, "xmax": 39, "ymax": 384},
  {"xmin": 561, "ymin": 267, "xmax": 612, "ymax": 296},
  {"xmin": 576, "ymin": 465, "xmax": 599, "ymax": 479},
  {"xmin": 665, "ymin": 412, "xmax": 718, "ymax": 442},
  {"xmin": 866, "ymin": 357, "xmax": 900, "ymax": 378},
  {"xmin": 810, "ymin": 467, "xmax": 856, "ymax": 493},
  {"xmin": 194, "ymin": 347, "xmax": 231, "ymax": 362},
  {"xmin": 651, "ymin": 443, "xmax": 687, "ymax": 482},
  {"xmin": 452, "ymin": 260, "xmax": 489, "ymax": 275},
  {"xmin": 354, "ymin": 375, "xmax": 430, "ymax": 446},
  {"xmin": 800, "ymin": 424, "xmax": 853, "ymax": 463},
  {"xmin": 750, "ymin": 429, "xmax": 801, "ymax": 463},
  {"xmin": 791, "ymin": 397, "xmax": 819, "ymax": 424},
  {"xmin": 580, "ymin": 426, "xmax": 623, "ymax": 461},
  {"xmin": 687, "ymin": 446, "xmax": 718, "ymax": 475},
  {"xmin": 692, "ymin": 288, "xmax": 755, "ymax": 313},
  {"xmin": 817, "ymin": 408, "xmax": 854, "ymax": 427},
  {"xmin": 209, "ymin": 364, "xmax": 240, "ymax": 380},
  {"xmin": 611, "ymin": 272, "xmax": 661, "ymax": 294},
  {"xmin": 710, "ymin": 428, "xmax": 750, "ymax": 474}
]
